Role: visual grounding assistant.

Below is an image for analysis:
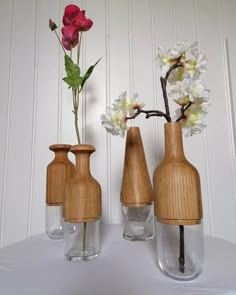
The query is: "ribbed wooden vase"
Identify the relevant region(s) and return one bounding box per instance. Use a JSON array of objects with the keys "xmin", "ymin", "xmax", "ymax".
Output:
[
  {"xmin": 121, "ymin": 127, "xmax": 153, "ymax": 207},
  {"xmin": 63, "ymin": 144, "xmax": 102, "ymax": 223},
  {"xmin": 46, "ymin": 144, "xmax": 75, "ymax": 206},
  {"xmin": 153, "ymin": 122, "xmax": 203, "ymax": 225}
]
